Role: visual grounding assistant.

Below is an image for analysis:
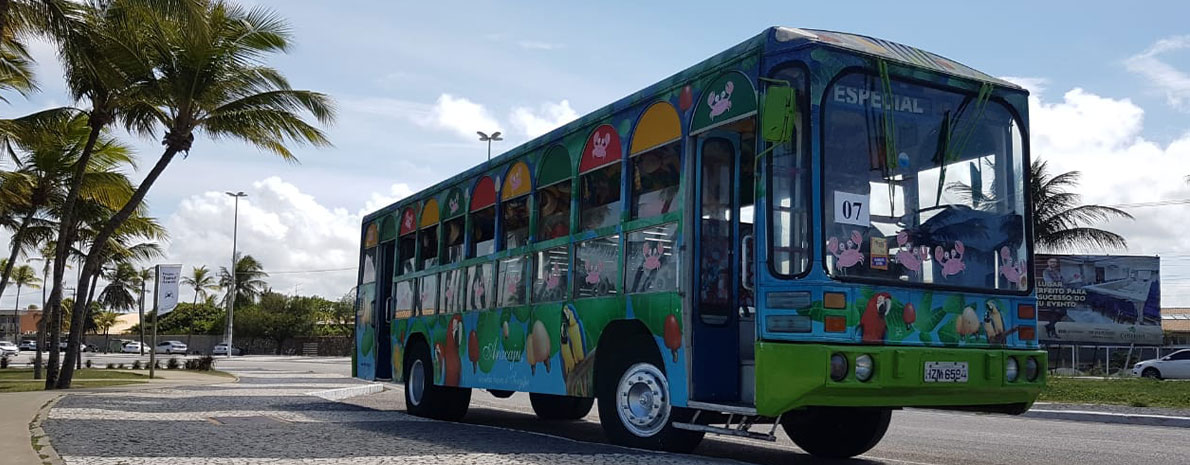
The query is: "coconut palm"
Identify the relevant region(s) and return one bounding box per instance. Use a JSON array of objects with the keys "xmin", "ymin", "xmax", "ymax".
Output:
[
  {"xmin": 92, "ymin": 310, "xmax": 118, "ymax": 351},
  {"xmin": 182, "ymin": 265, "xmax": 218, "ymax": 304},
  {"xmin": 219, "ymin": 254, "xmax": 268, "ymax": 308},
  {"xmin": 98, "ymin": 262, "xmax": 139, "ymax": 313},
  {"xmin": 59, "ymin": 0, "xmax": 333, "ymax": 388},
  {"xmin": 8, "ymin": 264, "xmax": 39, "ymax": 339},
  {"xmin": 1031, "ymin": 160, "xmax": 1132, "ymax": 252}
]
